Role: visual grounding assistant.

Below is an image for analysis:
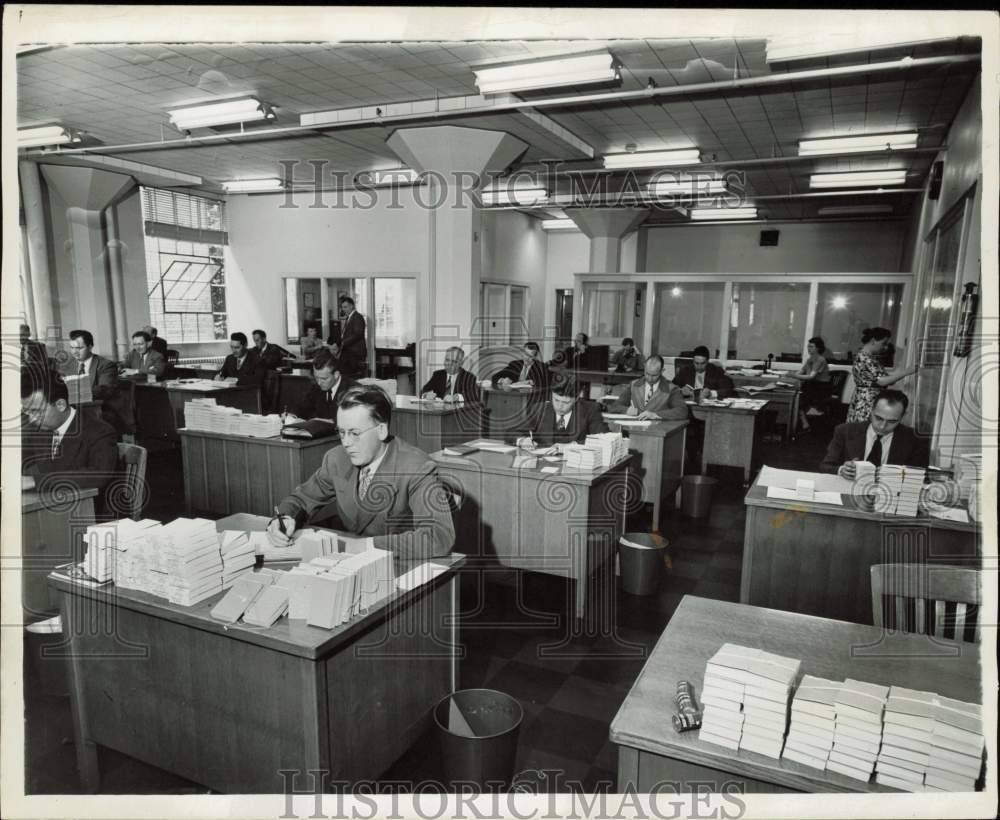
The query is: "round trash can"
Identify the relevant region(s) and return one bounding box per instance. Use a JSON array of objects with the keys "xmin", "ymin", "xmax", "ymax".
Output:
[
  {"xmin": 619, "ymin": 532, "xmax": 669, "ymax": 596},
  {"xmin": 682, "ymin": 475, "xmax": 718, "ymax": 518},
  {"xmin": 434, "ymin": 689, "xmax": 523, "ymax": 790}
]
